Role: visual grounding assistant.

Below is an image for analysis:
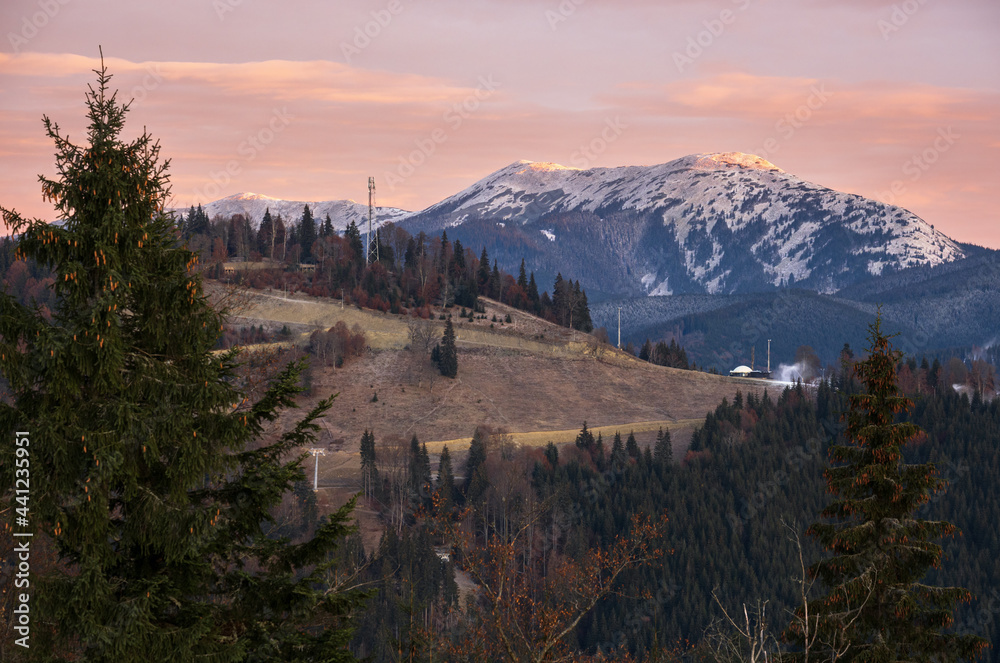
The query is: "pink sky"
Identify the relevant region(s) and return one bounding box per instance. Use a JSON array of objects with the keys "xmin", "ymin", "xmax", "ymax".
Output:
[{"xmin": 2, "ymin": 0, "xmax": 998, "ymax": 247}]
